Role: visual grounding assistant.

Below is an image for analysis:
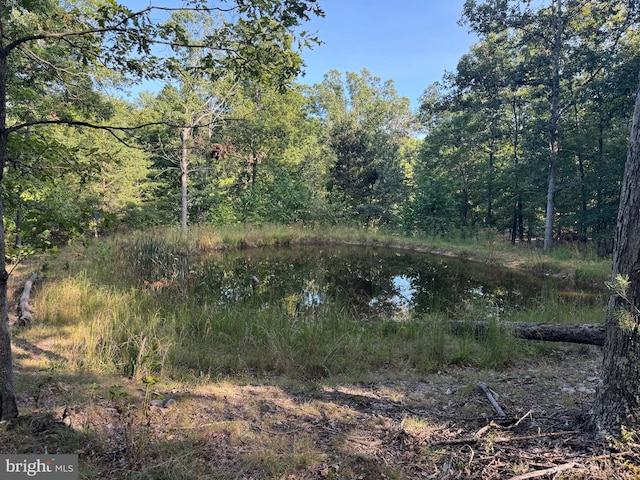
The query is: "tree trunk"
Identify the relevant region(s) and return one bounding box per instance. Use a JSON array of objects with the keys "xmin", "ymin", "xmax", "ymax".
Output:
[
  {"xmin": 452, "ymin": 321, "xmax": 605, "ymax": 346},
  {"xmin": 180, "ymin": 127, "xmax": 190, "ymax": 231},
  {"xmin": 0, "ymin": 26, "xmax": 18, "ymax": 420},
  {"xmin": 17, "ymin": 272, "xmax": 37, "ymax": 327},
  {"xmin": 510, "ymin": 96, "xmax": 525, "ymax": 244},
  {"xmin": 543, "ymin": 0, "xmax": 564, "ymax": 252},
  {"xmin": 577, "ymin": 150, "xmax": 587, "ymax": 239},
  {"xmin": 0, "ymin": 188, "xmax": 17, "ymax": 420},
  {"xmin": 486, "ymin": 144, "xmax": 494, "ymax": 227},
  {"xmin": 569, "ymin": 98, "xmax": 588, "ymax": 240},
  {"xmin": 592, "ymin": 68, "xmax": 640, "ymax": 437},
  {"xmin": 14, "ymin": 208, "xmax": 22, "ymax": 248}
]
